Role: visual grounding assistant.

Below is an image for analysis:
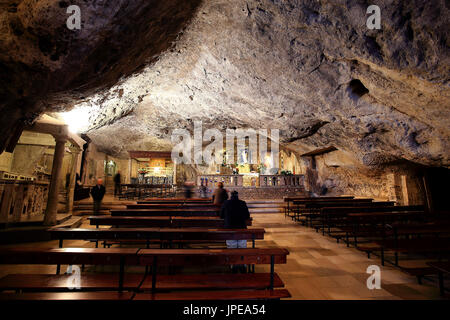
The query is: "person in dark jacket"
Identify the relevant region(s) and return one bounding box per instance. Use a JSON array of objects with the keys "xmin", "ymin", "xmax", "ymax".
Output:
[
  {"xmin": 90, "ymin": 179, "xmax": 106, "ymax": 215},
  {"xmin": 220, "ymin": 191, "xmax": 250, "ymax": 273},
  {"xmin": 113, "ymin": 171, "xmax": 121, "ymax": 197}
]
